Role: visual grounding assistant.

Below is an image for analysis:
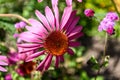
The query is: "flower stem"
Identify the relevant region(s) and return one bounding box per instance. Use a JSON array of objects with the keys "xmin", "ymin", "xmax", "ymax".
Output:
[
  {"xmin": 0, "ymin": 14, "xmax": 31, "ymax": 25},
  {"xmin": 111, "ymin": 0, "xmax": 120, "ymax": 17},
  {"xmin": 95, "ymin": 33, "xmax": 108, "ymax": 80}
]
